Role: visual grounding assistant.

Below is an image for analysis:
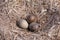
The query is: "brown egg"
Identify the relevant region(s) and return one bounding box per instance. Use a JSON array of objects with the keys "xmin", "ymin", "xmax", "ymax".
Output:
[
  {"xmin": 28, "ymin": 22, "xmax": 40, "ymax": 32},
  {"xmin": 27, "ymin": 14, "xmax": 37, "ymax": 23}
]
